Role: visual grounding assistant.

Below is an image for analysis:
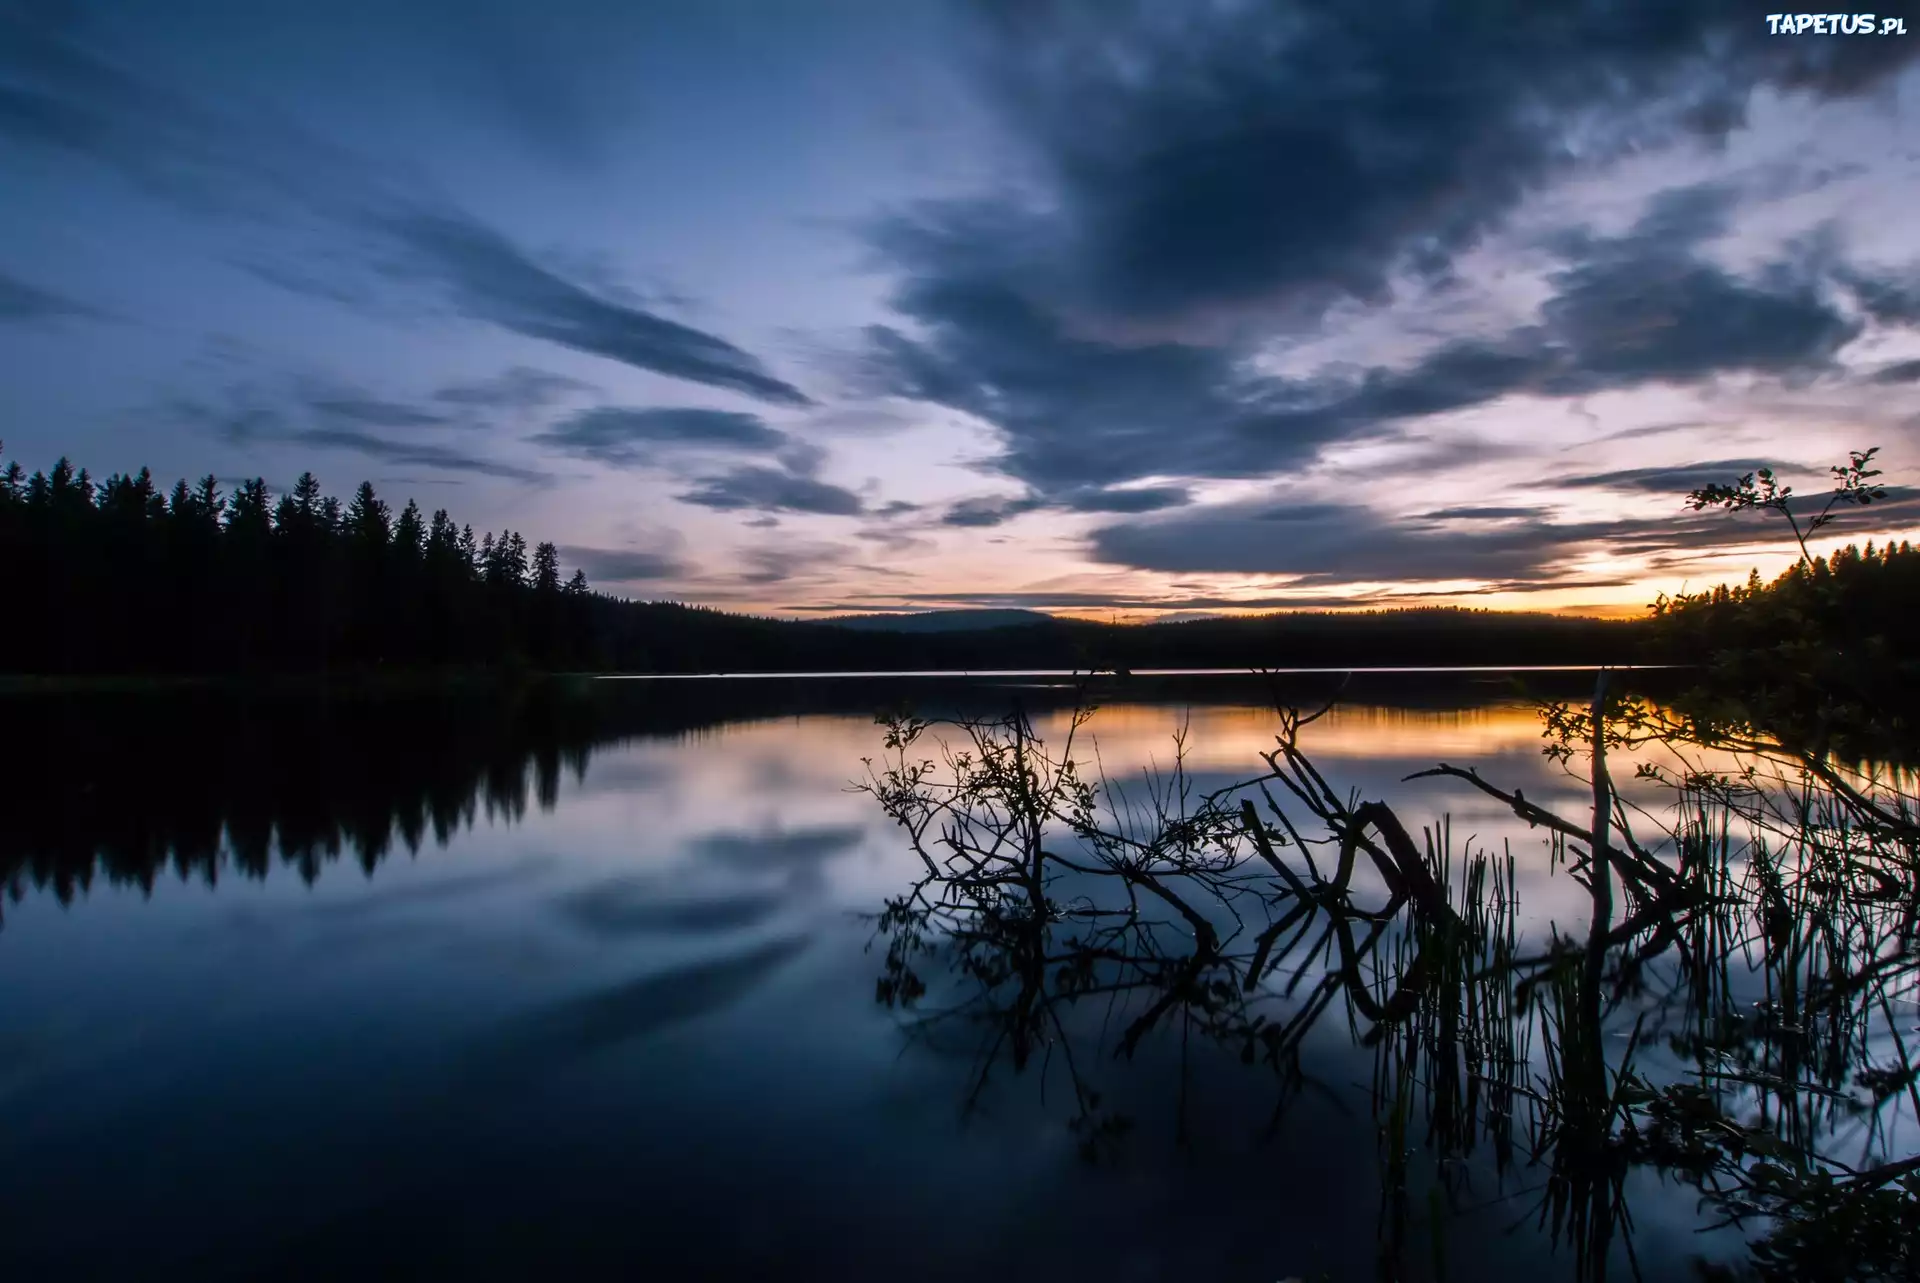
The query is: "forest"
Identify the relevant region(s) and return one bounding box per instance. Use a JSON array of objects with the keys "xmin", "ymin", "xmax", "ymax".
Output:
[{"xmin": 1, "ymin": 445, "xmax": 1642, "ymax": 675}]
